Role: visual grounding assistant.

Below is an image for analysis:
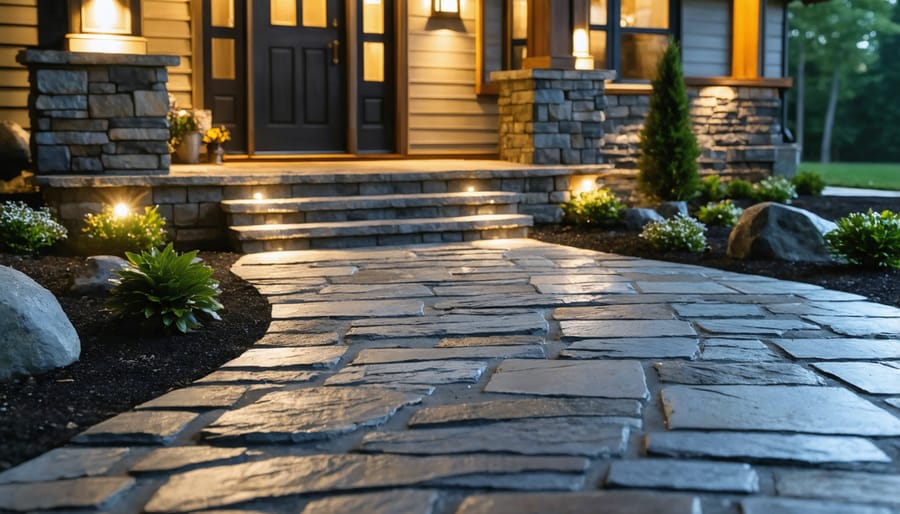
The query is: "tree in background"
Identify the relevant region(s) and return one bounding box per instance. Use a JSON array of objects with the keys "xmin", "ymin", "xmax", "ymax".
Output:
[{"xmin": 637, "ymin": 42, "xmax": 700, "ymax": 202}]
